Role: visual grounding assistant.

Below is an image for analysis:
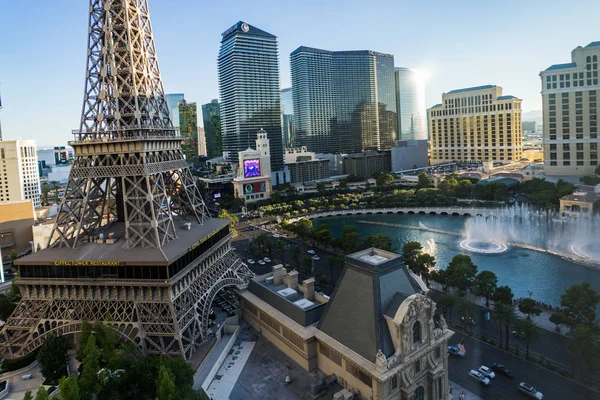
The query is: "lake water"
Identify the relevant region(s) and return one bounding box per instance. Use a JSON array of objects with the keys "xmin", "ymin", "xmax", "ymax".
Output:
[{"xmin": 313, "ymin": 213, "xmax": 600, "ymax": 306}]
